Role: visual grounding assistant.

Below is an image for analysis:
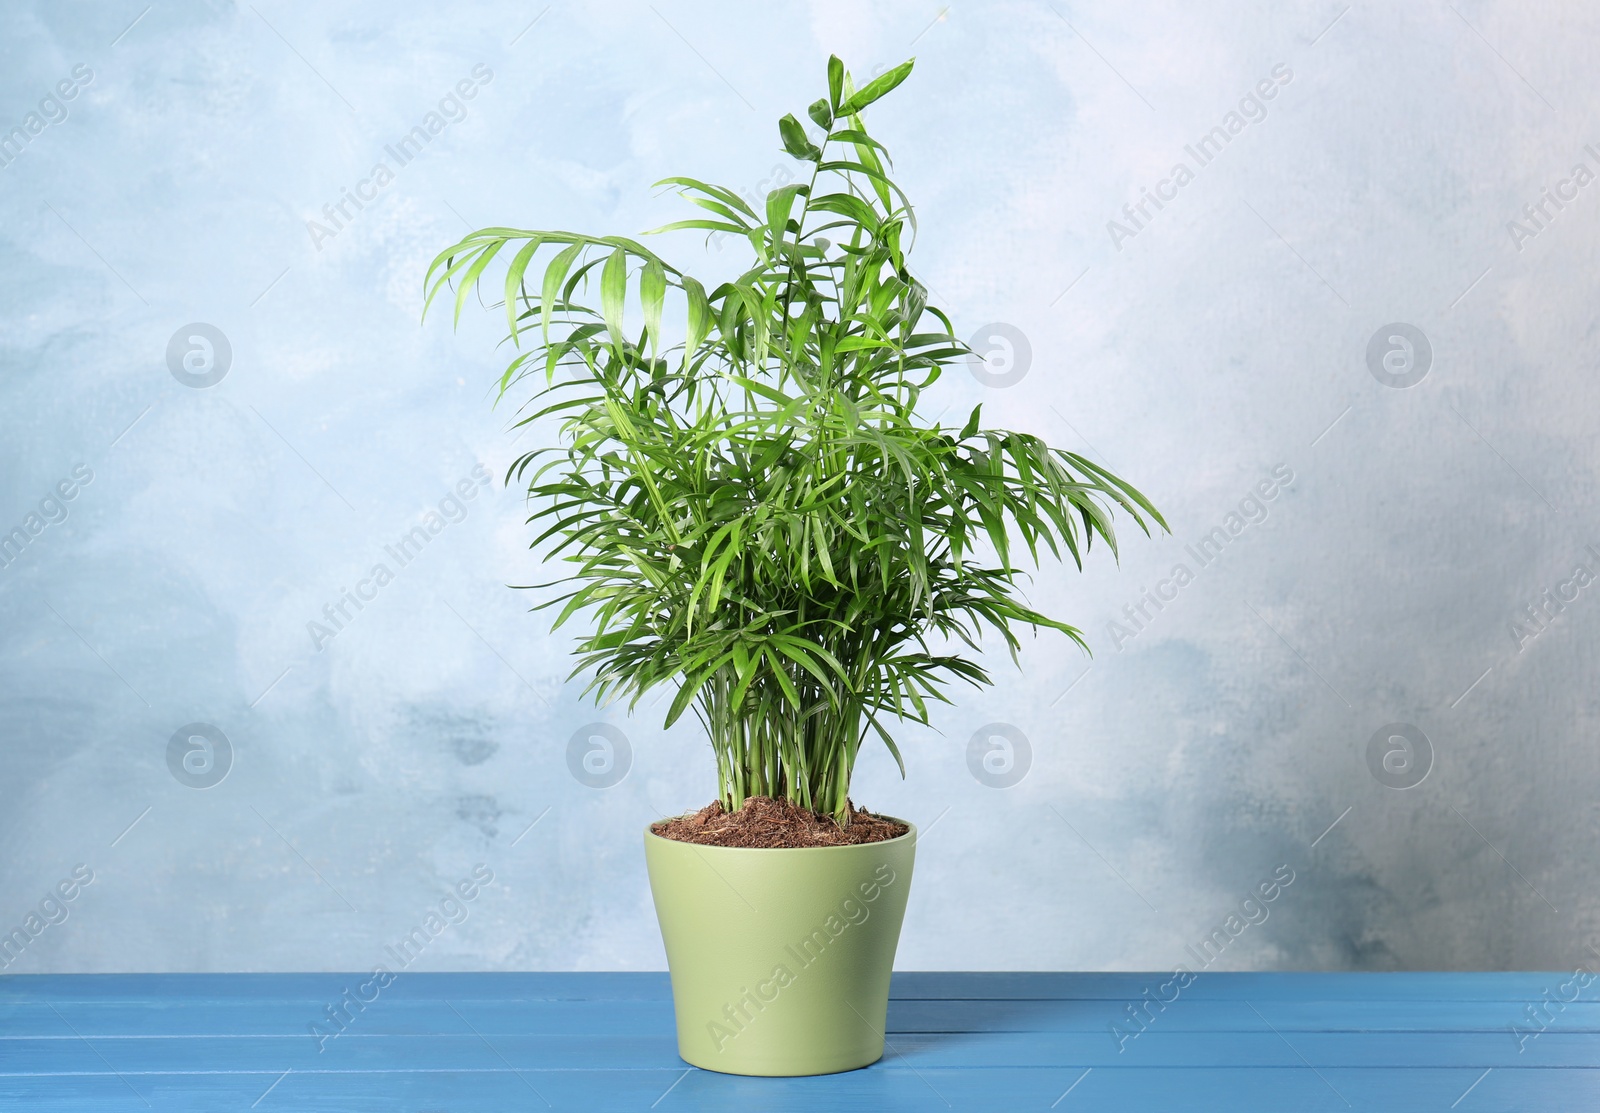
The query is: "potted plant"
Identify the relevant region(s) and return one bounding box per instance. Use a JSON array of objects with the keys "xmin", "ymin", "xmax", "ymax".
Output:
[{"xmin": 425, "ymin": 55, "xmax": 1164, "ymax": 1076}]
